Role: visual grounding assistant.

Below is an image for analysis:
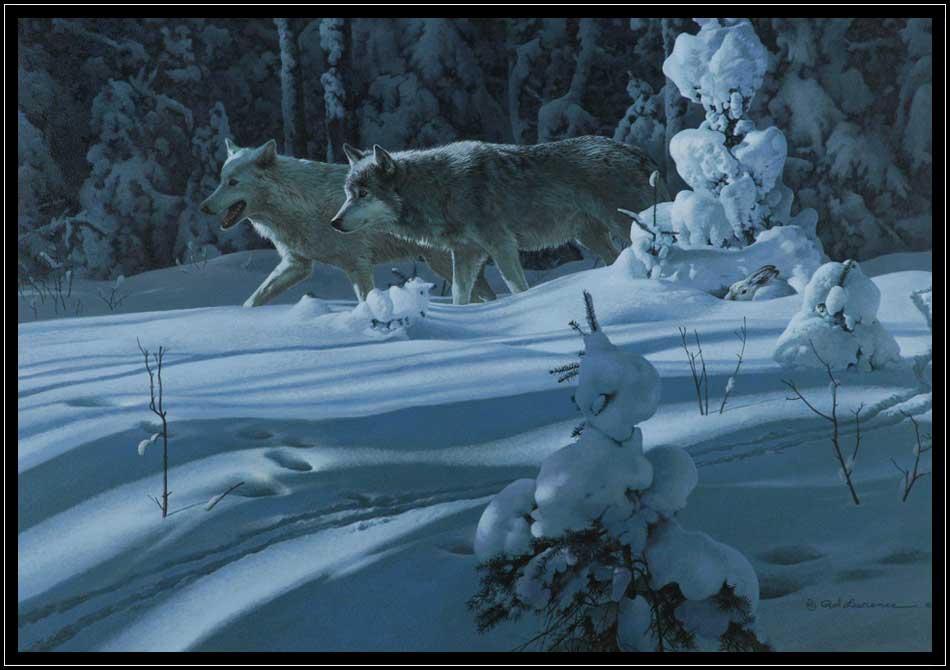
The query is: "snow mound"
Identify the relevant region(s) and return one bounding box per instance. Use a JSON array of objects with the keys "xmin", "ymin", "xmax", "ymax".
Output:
[
  {"xmin": 621, "ymin": 223, "xmax": 824, "ymax": 296},
  {"xmin": 284, "ymin": 294, "xmax": 332, "ymax": 321},
  {"xmin": 774, "ymin": 260, "xmax": 901, "ymax": 370}
]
